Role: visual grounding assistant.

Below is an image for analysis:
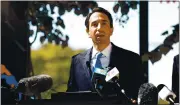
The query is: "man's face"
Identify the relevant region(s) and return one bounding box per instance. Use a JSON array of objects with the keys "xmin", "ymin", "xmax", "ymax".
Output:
[{"xmin": 86, "ymin": 12, "xmax": 113, "ymax": 45}]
